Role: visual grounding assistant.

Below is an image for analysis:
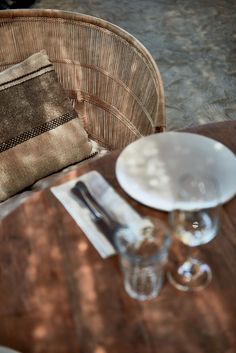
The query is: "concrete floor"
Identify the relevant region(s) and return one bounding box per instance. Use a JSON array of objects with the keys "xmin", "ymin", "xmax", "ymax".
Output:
[{"xmin": 32, "ymin": 0, "xmax": 236, "ymax": 130}]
